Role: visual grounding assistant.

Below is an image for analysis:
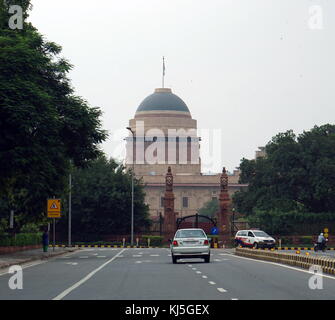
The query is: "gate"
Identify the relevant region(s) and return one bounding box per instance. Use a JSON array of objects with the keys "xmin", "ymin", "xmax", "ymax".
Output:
[{"xmin": 176, "ymin": 213, "xmax": 217, "ymax": 234}]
